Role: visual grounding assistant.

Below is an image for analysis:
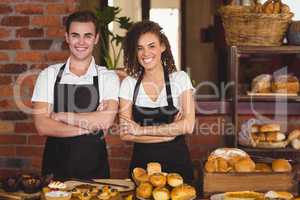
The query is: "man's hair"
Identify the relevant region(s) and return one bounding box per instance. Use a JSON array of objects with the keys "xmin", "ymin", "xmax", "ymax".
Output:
[{"xmin": 65, "ymin": 10, "xmax": 99, "ymax": 34}]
